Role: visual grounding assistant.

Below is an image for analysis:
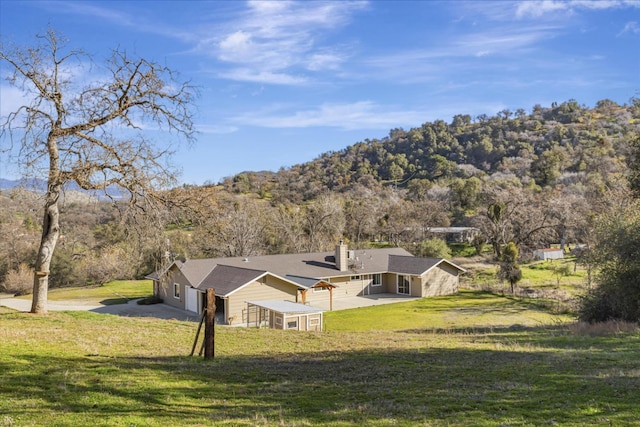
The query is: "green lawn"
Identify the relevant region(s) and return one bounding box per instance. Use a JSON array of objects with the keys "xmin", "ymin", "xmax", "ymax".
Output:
[
  {"xmin": 14, "ymin": 279, "xmax": 153, "ymax": 305},
  {"xmin": 1, "ymin": 292, "xmax": 639, "ymax": 426},
  {"xmin": 325, "ymin": 290, "xmax": 570, "ymax": 331},
  {"xmin": 463, "ymin": 258, "xmax": 588, "ymax": 293}
]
